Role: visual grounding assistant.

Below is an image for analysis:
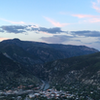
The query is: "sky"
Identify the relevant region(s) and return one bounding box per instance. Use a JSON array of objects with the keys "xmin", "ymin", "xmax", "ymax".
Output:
[{"xmin": 0, "ymin": 0, "xmax": 100, "ymax": 50}]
